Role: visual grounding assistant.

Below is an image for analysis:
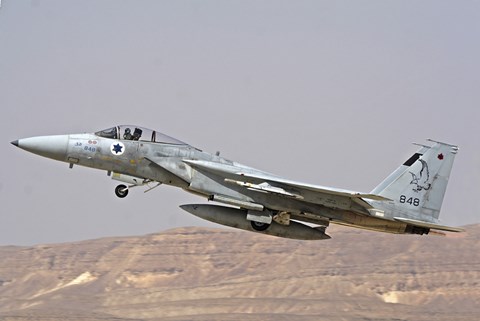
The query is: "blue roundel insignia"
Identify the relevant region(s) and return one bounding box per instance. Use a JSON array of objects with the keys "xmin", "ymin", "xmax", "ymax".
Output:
[{"xmin": 110, "ymin": 142, "xmax": 125, "ymax": 156}]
